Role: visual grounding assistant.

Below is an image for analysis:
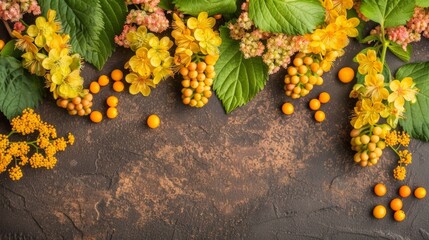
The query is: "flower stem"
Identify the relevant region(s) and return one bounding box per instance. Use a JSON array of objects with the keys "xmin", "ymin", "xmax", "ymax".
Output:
[
  {"xmin": 19, "ymin": 19, "xmax": 29, "ymax": 27},
  {"xmin": 2, "ymin": 20, "xmax": 13, "ymax": 38},
  {"xmin": 7, "ymin": 131, "xmax": 16, "ymax": 138}
]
